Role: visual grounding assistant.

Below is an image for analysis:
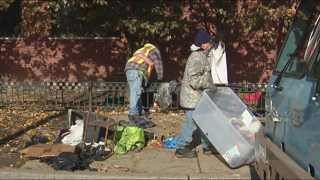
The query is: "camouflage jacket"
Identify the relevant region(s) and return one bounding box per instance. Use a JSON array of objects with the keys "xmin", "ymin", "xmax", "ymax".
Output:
[{"xmin": 180, "ymin": 45, "xmax": 213, "ymax": 109}]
